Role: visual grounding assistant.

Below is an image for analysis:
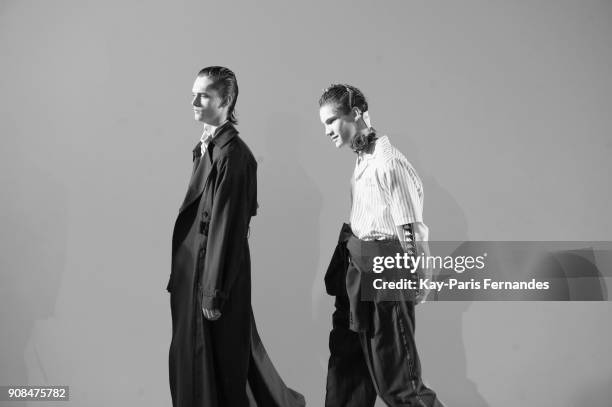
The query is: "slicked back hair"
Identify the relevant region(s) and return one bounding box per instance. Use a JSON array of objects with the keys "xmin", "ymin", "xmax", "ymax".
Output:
[
  {"xmin": 197, "ymin": 66, "xmax": 239, "ymax": 124},
  {"xmin": 319, "ymin": 84, "xmax": 368, "ymax": 116}
]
